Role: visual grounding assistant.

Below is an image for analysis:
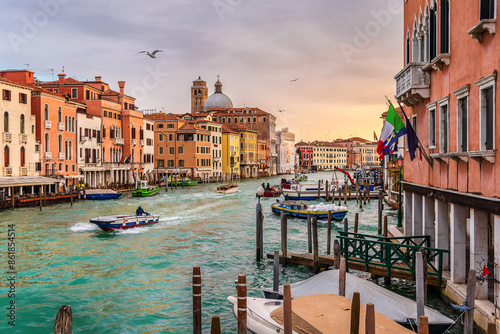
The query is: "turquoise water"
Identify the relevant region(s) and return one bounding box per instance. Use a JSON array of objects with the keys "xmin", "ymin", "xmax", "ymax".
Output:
[{"xmin": 1, "ymin": 172, "xmax": 464, "ymax": 333}]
